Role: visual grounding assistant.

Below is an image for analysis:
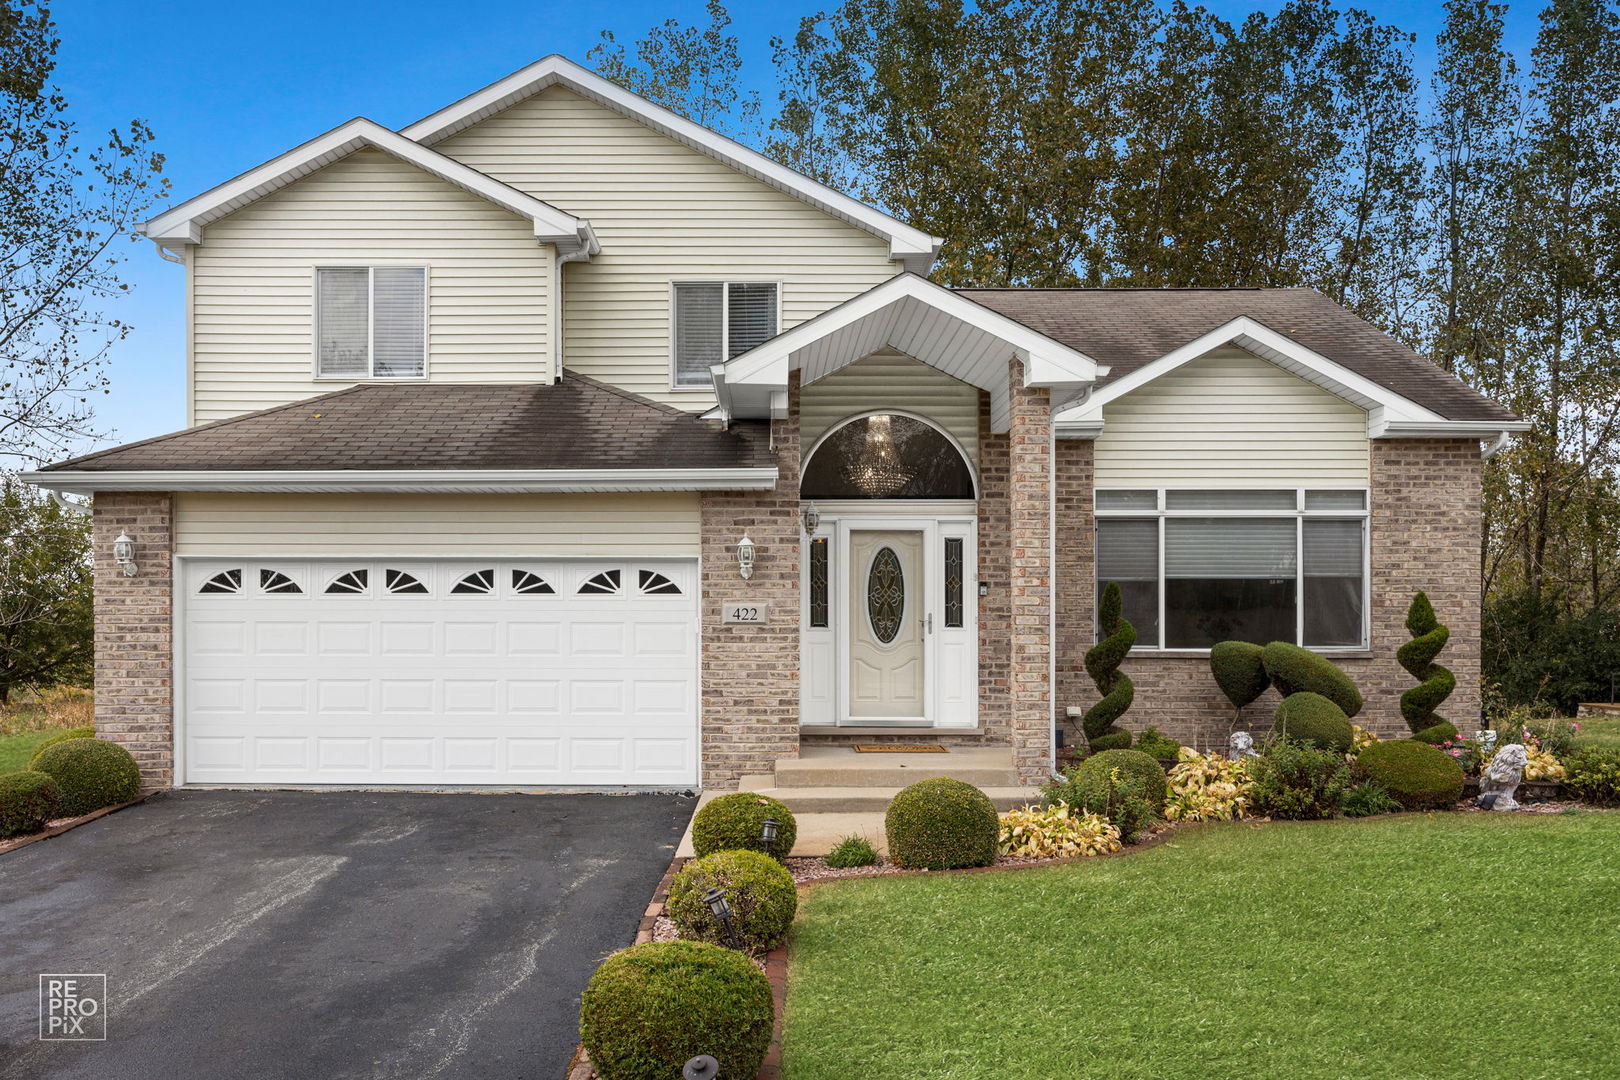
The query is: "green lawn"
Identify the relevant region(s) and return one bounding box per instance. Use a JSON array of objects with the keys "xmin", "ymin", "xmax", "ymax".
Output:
[
  {"xmin": 0, "ymin": 729, "xmax": 60, "ymax": 774},
  {"xmin": 784, "ymin": 814, "xmax": 1620, "ymax": 1080},
  {"xmin": 1575, "ymin": 717, "xmax": 1620, "ymax": 751}
]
